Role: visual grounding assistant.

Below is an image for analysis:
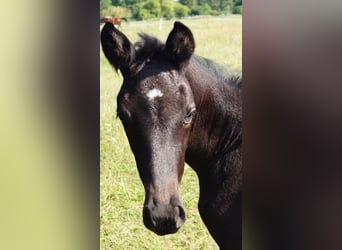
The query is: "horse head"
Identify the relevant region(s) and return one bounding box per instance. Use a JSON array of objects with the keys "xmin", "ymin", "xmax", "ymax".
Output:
[{"xmin": 101, "ymin": 22, "xmax": 197, "ymax": 235}]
